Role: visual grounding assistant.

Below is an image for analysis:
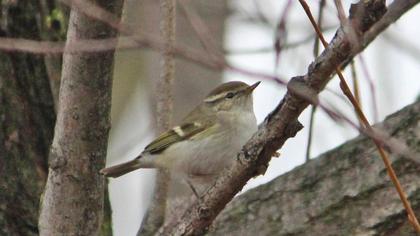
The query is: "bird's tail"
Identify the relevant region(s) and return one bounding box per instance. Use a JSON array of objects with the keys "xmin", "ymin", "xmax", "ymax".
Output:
[{"xmin": 100, "ymin": 158, "xmax": 143, "ymax": 178}]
